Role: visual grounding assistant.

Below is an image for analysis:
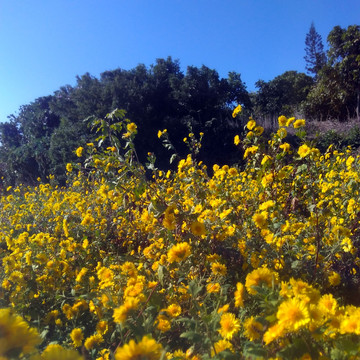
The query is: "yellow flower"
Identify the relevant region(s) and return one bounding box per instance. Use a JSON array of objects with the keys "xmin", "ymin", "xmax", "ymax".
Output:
[
  {"xmin": 190, "ymin": 221, "xmax": 206, "ymax": 236},
  {"xmin": 114, "ymin": 335, "xmax": 163, "ymax": 360},
  {"xmin": 243, "ymin": 145, "xmax": 258, "ymax": 159},
  {"xmin": 261, "ymin": 155, "xmax": 272, "ymax": 166},
  {"xmin": 243, "ymin": 316, "xmax": 264, "ymax": 341},
  {"xmin": 298, "ymin": 144, "xmax": 311, "ymax": 158},
  {"xmin": 245, "ymin": 267, "xmax": 278, "ymax": 295},
  {"xmin": 70, "ymin": 328, "xmax": 84, "ymax": 347},
  {"xmin": 113, "ymin": 297, "xmax": 140, "ymax": 324},
  {"xmin": 157, "ymin": 315, "xmax": 171, "ymax": 332},
  {"xmin": 277, "ymin": 127, "xmax": 287, "ymax": 139},
  {"xmin": 96, "ymin": 320, "xmax": 109, "ymax": 335},
  {"xmin": 254, "ymin": 125, "xmax": 264, "ymax": 136},
  {"xmin": 328, "ymin": 271, "xmax": 341, "ymax": 286},
  {"xmin": 252, "ymin": 211, "xmax": 268, "ymax": 229},
  {"xmin": 41, "ymin": 344, "xmax": 84, "ymax": 360},
  {"xmin": 279, "ymin": 142, "xmax": 291, "ymax": 152},
  {"xmin": 293, "ymin": 119, "xmax": 306, "ymax": 128},
  {"xmin": 211, "ymin": 339, "xmax": 233, "ymax": 356},
  {"xmin": 234, "ymin": 282, "xmax": 245, "ymax": 307},
  {"xmin": 218, "ymin": 312, "xmax": 240, "ymax": 339},
  {"xmin": 157, "ymin": 129, "xmax": 167, "ymax": 138},
  {"xmin": 84, "ymin": 333, "xmax": 104, "ymax": 350},
  {"xmin": 259, "ymin": 200, "xmax": 275, "ymax": 211},
  {"xmin": 277, "ymin": 298, "xmax": 310, "ymax": 331},
  {"xmin": 207, "ymin": 282, "xmax": 221, "ymax": 293},
  {"xmin": 278, "ymin": 115, "xmax": 287, "ymax": 126},
  {"xmin": 211, "ymin": 262, "xmax": 227, "ymax": 276},
  {"xmin": 0, "ymin": 308, "xmax": 41, "ymax": 356},
  {"xmin": 232, "ymin": 104, "xmax": 242, "ymax": 118},
  {"xmin": 263, "ymin": 322, "xmax": 285, "ymax": 345},
  {"xmin": 126, "ymin": 122, "xmax": 137, "ymax": 133},
  {"xmin": 234, "ymin": 135, "xmax": 240, "ymax": 146},
  {"xmin": 318, "ymin": 294, "xmax": 337, "ymax": 316},
  {"xmin": 66, "ymin": 163, "xmax": 73, "ymax": 172},
  {"xmin": 286, "ymin": 117, "xmax": 295, "ymax": 126},
  {"xmin": 165, "ymin": 304, "xmax": 182, "ymax": 318},
  {"xmin": 246, "ymin": 119, "xmax": 256, "ymax": 130},
  {"xmin": 167, "ymin": 242, "xmax": 191, "ymax": 263},
  {"xmin": 75, "ymin": 147, "xmax": 84, "ymax": 157}
]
